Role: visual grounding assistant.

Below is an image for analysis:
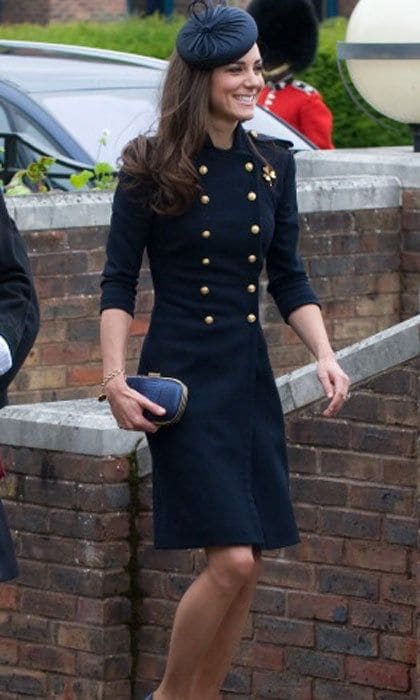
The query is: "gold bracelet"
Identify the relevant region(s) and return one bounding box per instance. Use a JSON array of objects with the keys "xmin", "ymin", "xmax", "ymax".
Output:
[{"xmin": 98, "ymin": 368, "xmax": 125, "ymax": 402}]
